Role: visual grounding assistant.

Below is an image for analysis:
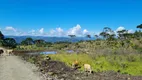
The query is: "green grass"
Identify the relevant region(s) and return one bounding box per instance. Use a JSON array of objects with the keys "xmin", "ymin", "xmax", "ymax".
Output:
[{"xmin": 48, "ymin": 52, "xmax": 142, "ymax": 76}]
